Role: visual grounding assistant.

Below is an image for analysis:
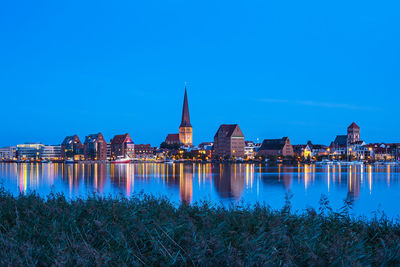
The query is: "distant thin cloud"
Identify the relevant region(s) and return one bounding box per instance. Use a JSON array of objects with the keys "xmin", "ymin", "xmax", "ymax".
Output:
[{"xmin": 257, "ymin": 98, "xmax": 379, "ymax": 111}]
